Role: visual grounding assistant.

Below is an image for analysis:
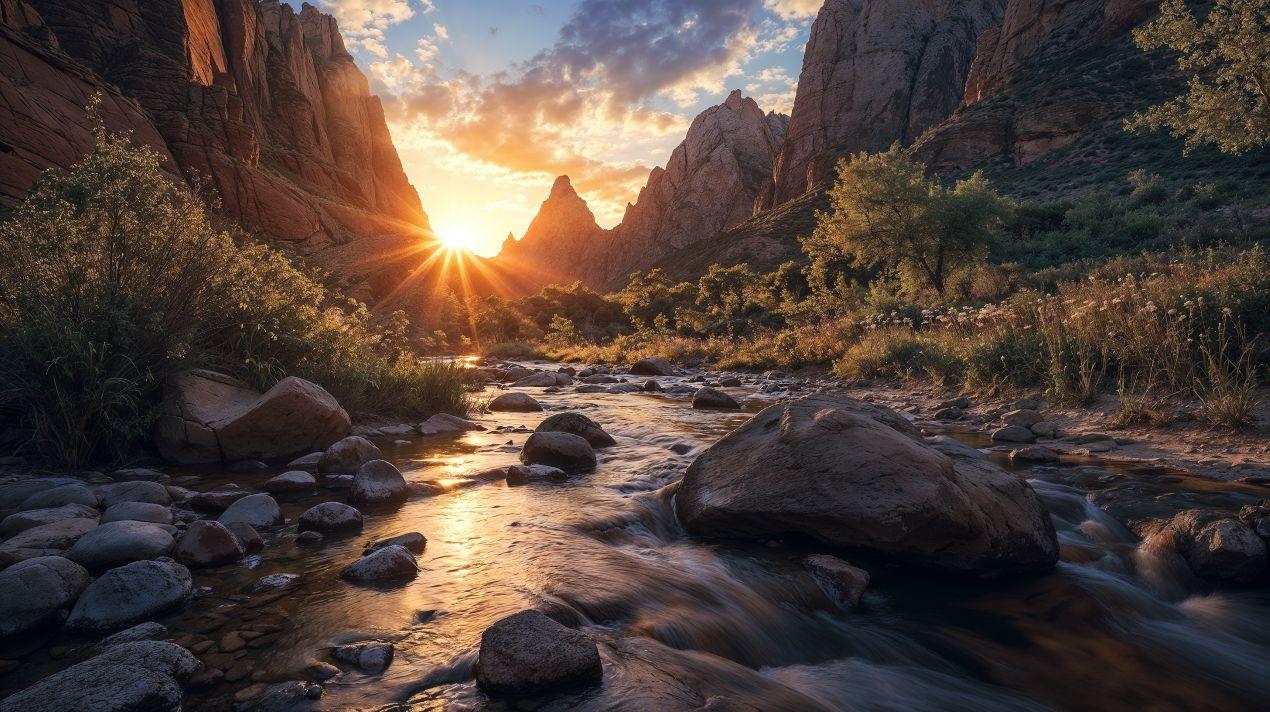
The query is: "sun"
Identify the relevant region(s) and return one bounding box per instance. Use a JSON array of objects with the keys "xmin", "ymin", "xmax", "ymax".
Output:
[{"xmin": 437, "ymin": 226, "xmax": 477, "ymax": 252}]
